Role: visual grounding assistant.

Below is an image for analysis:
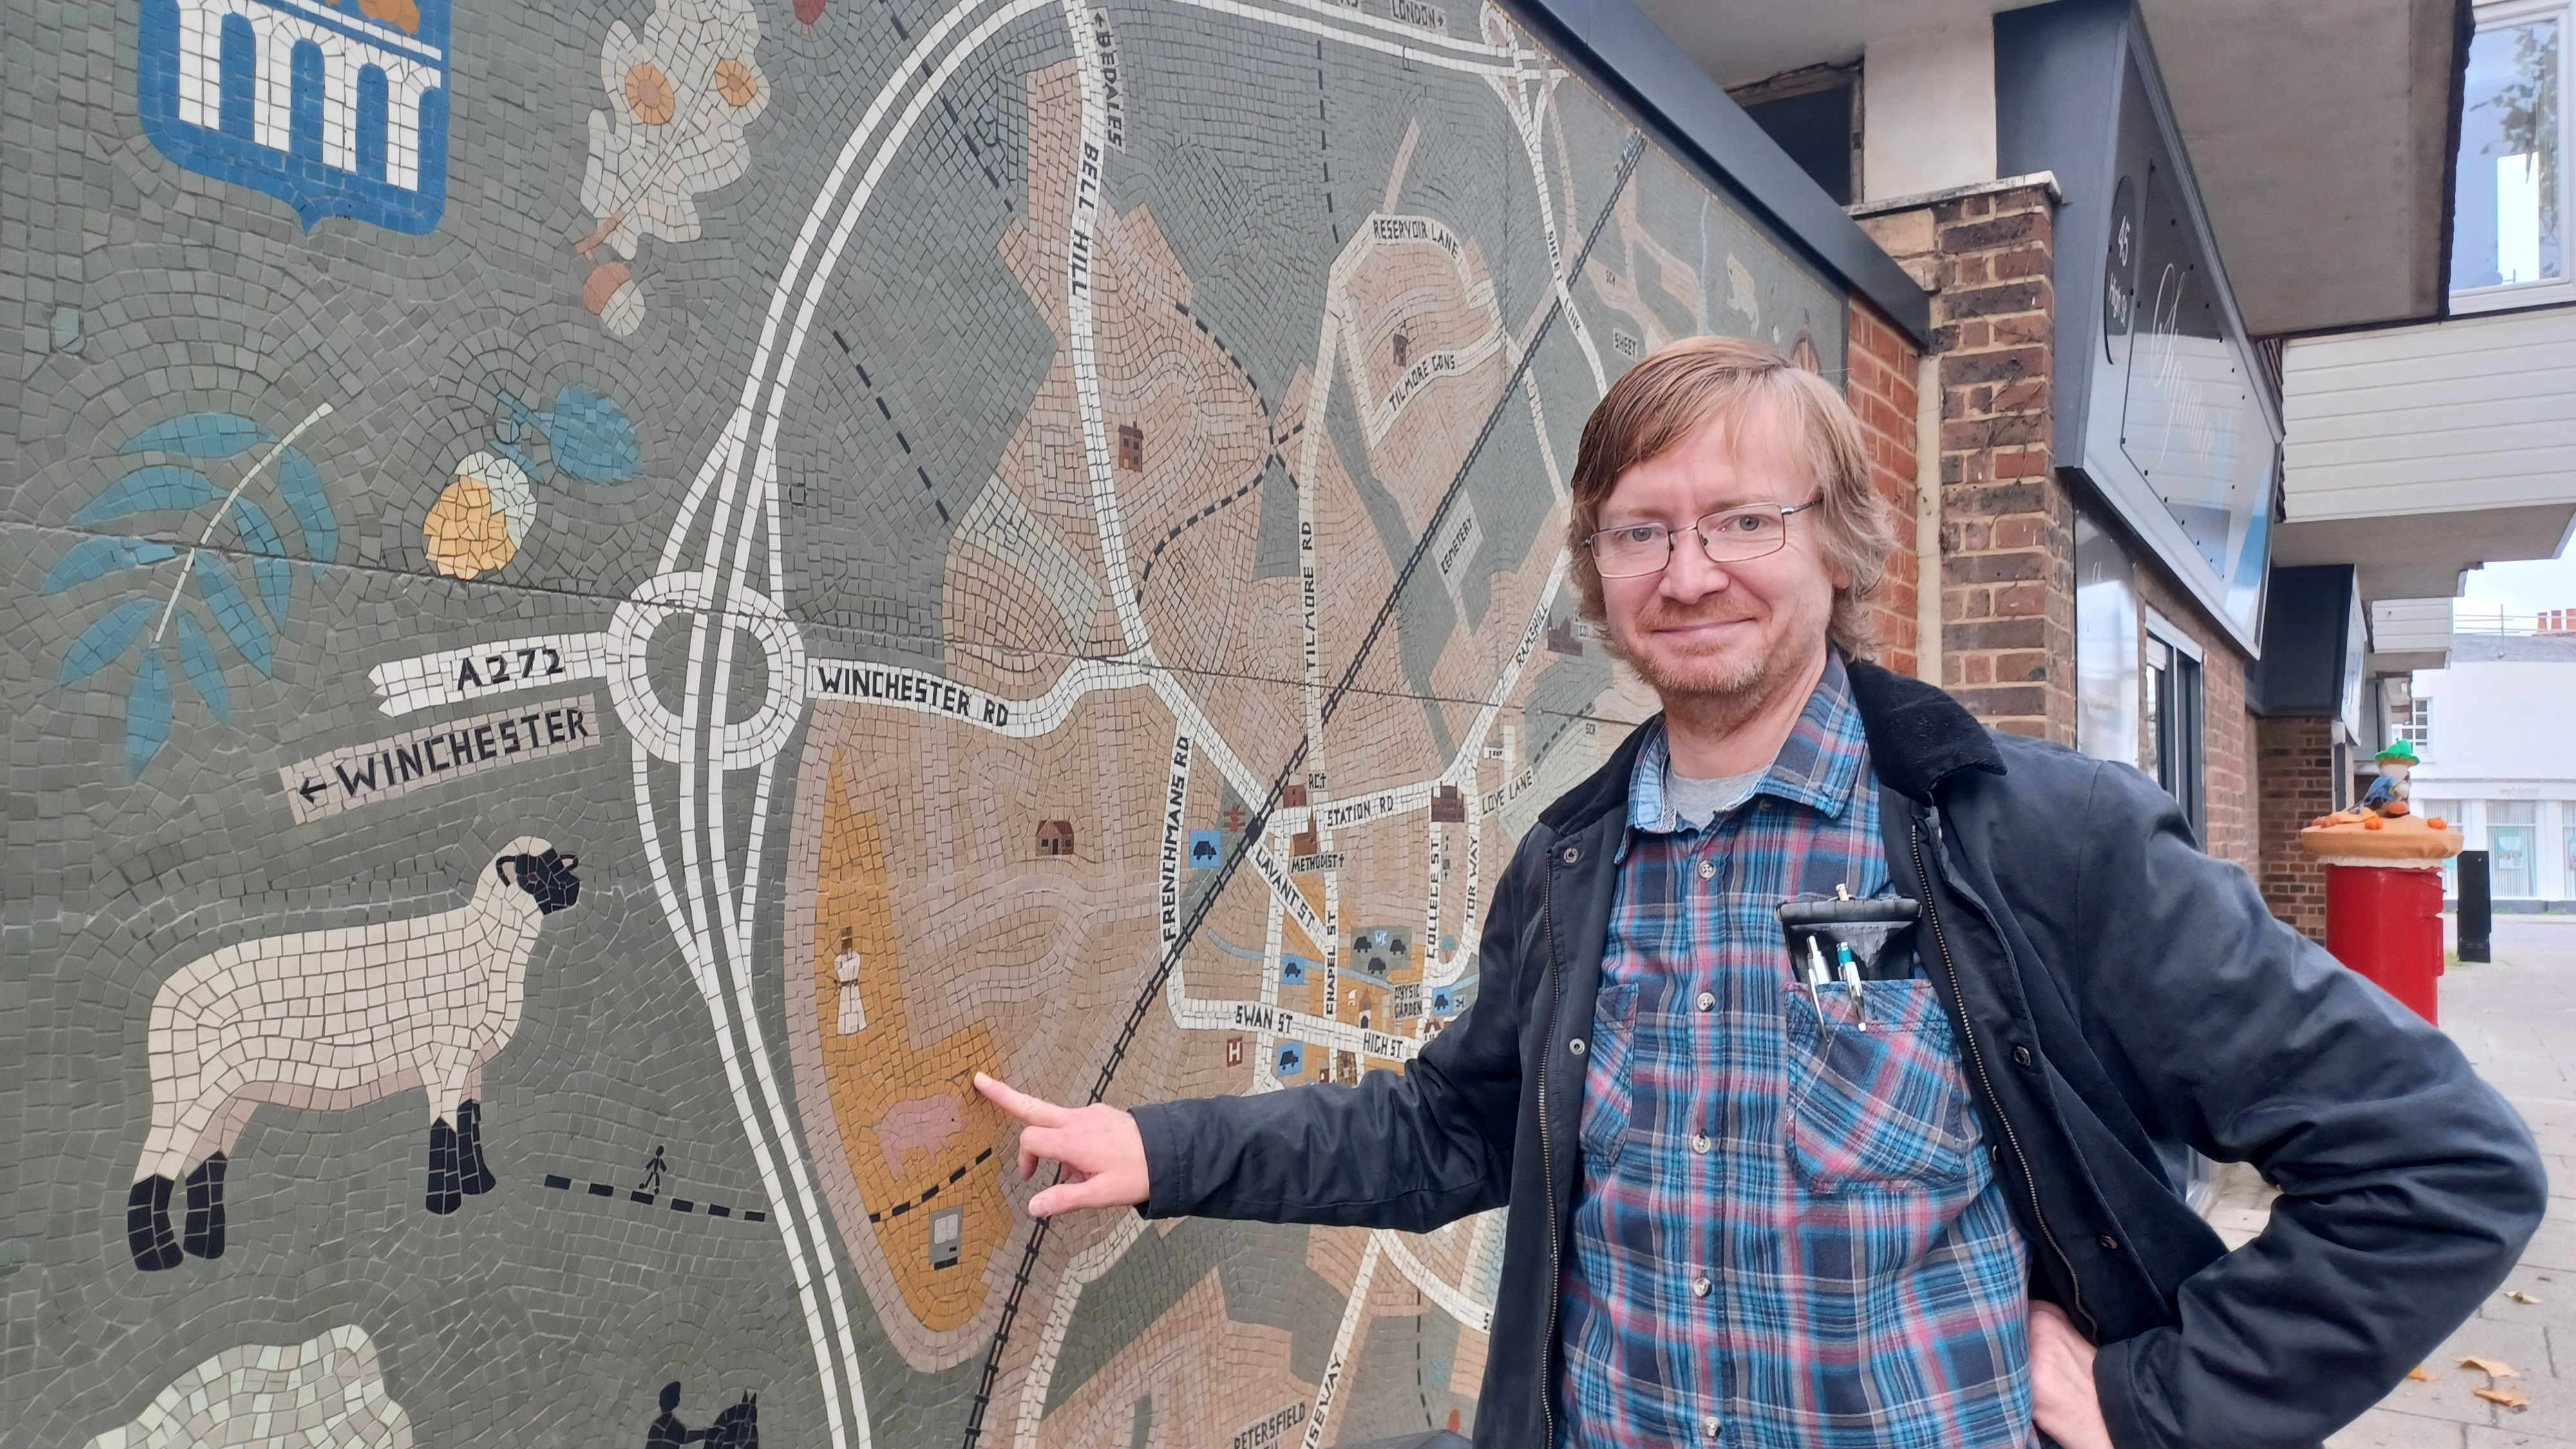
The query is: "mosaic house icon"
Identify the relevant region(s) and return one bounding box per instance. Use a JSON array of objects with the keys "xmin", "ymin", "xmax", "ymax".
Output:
[{"xmin": 137, "ymin": 0, "xmax": 450, "ymax": 233}]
